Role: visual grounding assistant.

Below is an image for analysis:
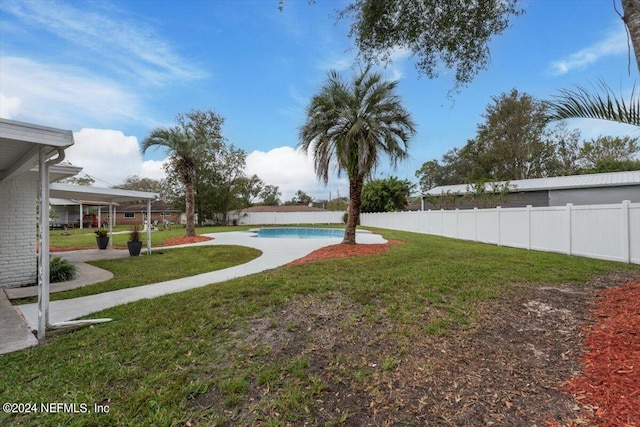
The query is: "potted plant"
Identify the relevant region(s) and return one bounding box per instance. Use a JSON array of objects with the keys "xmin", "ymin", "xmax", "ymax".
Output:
[
  {"xmin": 127, "ymin": 226, "xmax": 143, "ymax": 256},
  {"xmin": 95, "ymin": 228, "xmax": 109, "ymax": 250}
]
